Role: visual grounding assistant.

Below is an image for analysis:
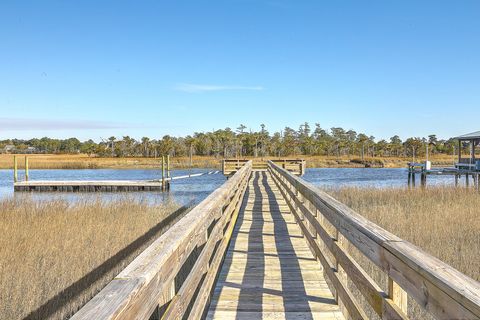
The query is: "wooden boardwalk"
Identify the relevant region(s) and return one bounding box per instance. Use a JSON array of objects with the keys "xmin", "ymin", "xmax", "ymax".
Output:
[{"xmin": 207, "ymin": 171, "xmax": 344, "ymax": 320}]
